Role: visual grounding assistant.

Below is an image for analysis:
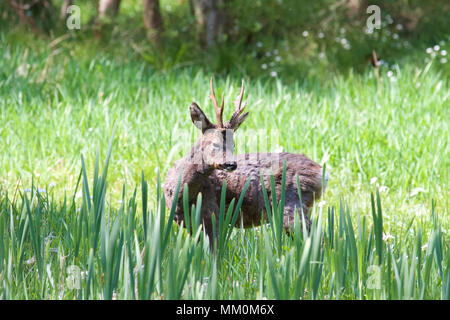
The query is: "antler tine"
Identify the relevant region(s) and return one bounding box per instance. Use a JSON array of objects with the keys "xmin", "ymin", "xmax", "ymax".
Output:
[
  {"xmin": 225, "ymin": 80, "xmax": 248, "ymax": 130},
  {"xmin": 233, "ymin": 80, "xmax": 246, "ymax": 114},
  {"xmin": 209, "ymin": 77, "xmax": 224, "ymax": 128}
]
